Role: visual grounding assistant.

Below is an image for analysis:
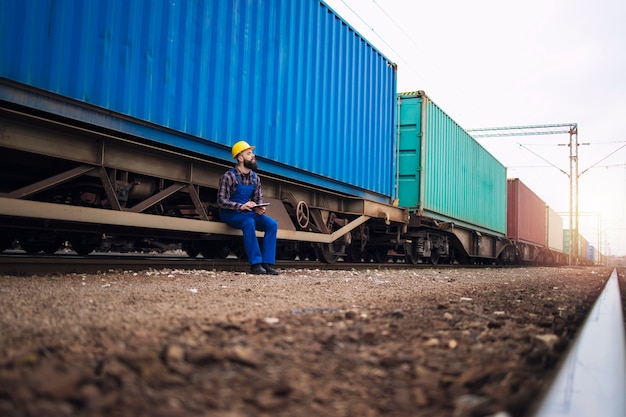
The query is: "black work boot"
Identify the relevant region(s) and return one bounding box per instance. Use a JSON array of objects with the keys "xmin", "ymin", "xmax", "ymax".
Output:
[
  {"xmin": 262, "ymin": 264, "xmax": 279, "ymax": 275},
  {"xmin": 250, "ymin": 264, "xmax": 267, "ymax": 275}
]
